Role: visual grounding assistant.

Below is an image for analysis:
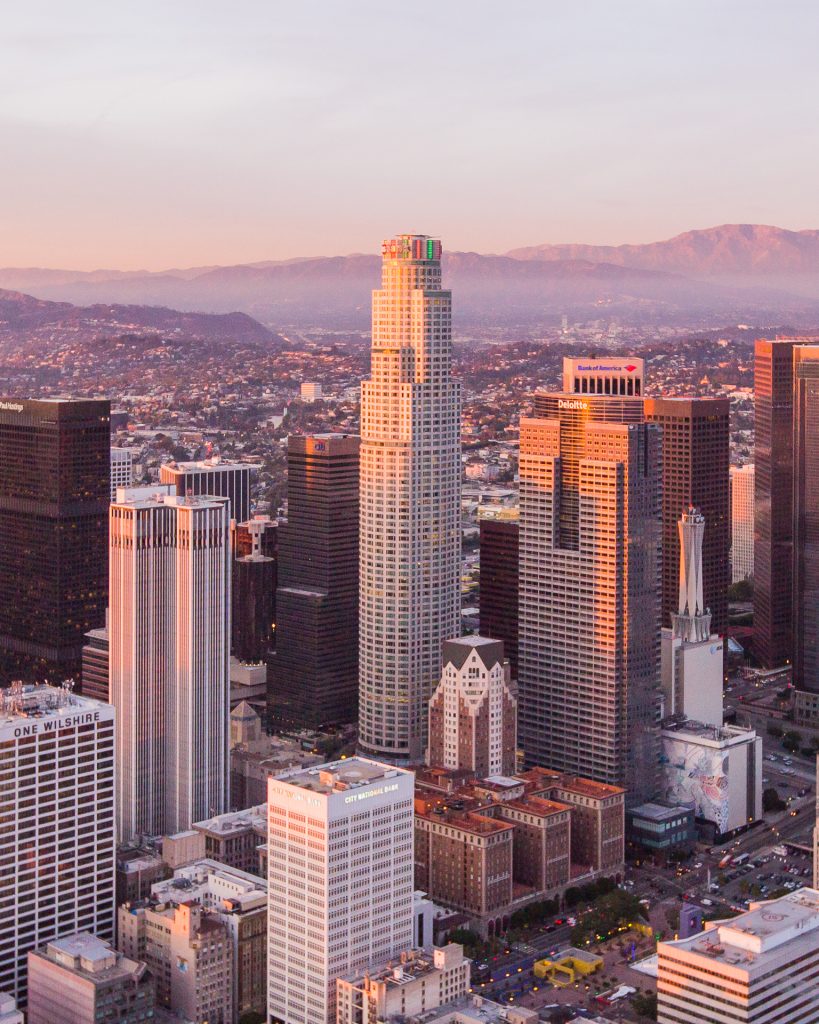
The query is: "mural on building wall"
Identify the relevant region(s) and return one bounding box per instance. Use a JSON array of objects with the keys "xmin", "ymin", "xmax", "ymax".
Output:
[{"xmin": 663, "ymin": 739, "xmax": 730, "ymax": 833}]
